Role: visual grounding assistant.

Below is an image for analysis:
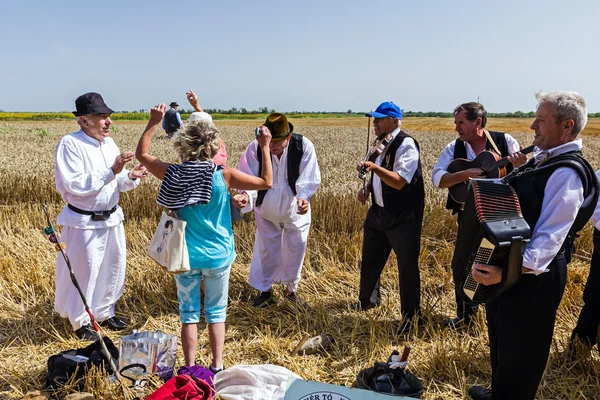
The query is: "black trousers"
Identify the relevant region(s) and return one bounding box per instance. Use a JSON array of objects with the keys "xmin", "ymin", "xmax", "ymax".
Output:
[
  {"xmin": 572, "ymin": 228, "xmax": 600, "ymax": 347},
  {"xmin": 454, "ymin": 285, "xmax": 479, "ymax": 319},
  {"xmin": 486, "ymin": 255, "xmax": 567, "ymax": 400},
  {"xmin": 358, "ymin": 204, "xmax": 422, "ymax": 317}
]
